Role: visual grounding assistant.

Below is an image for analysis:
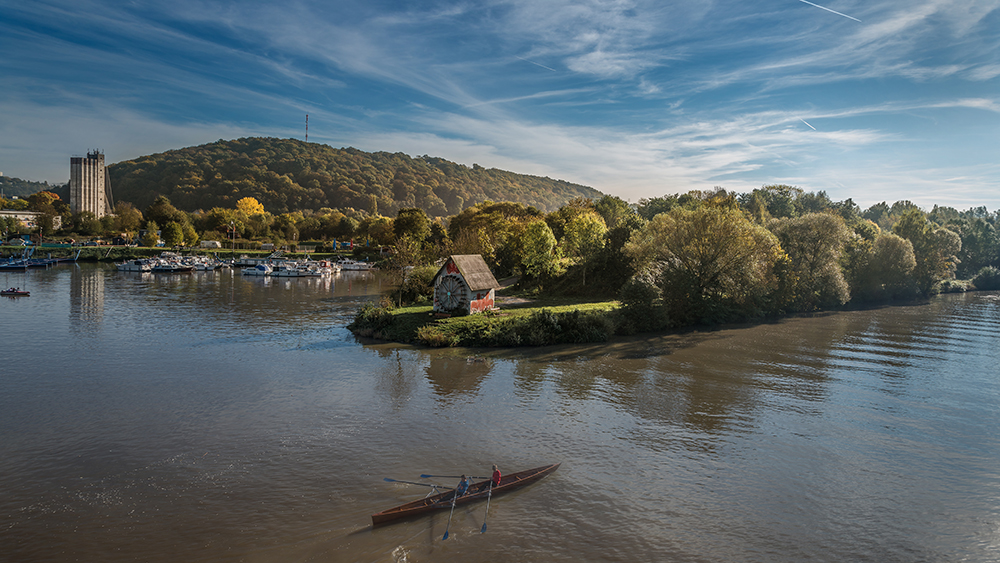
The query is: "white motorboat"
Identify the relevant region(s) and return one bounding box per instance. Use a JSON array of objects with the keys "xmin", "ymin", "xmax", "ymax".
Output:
[
  {"xmin": 336, "ymin": 258, "xmax": 376, "ymax": 271},
  {"xmin": 271, "ymin": 263, "xmax": 307, "ymax": 277},
  {"xmin": 116, "ymin": 259, "xmax": 155, "ymax": 272},
  {"xmin": 242, "ymin": 263, "xmax": 272, "ymax": 276}
]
